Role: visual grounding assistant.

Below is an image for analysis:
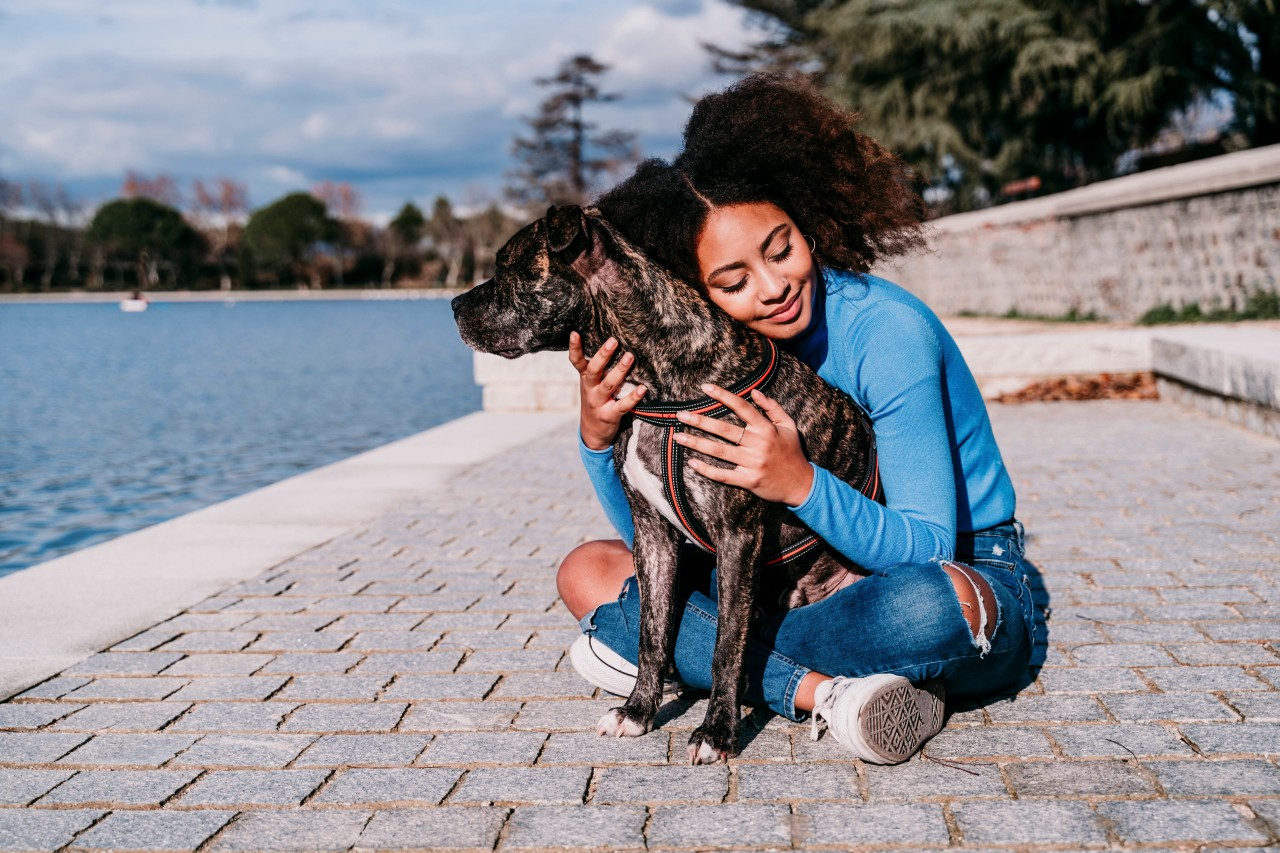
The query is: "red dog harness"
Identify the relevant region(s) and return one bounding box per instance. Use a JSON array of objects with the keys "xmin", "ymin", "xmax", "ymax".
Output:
[{"xmin": 631, "ymin": 339, "xmax": 883, "ymax": 566}]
